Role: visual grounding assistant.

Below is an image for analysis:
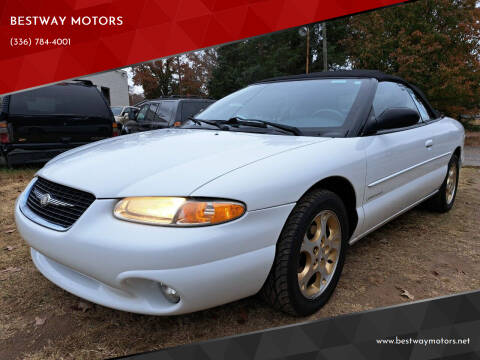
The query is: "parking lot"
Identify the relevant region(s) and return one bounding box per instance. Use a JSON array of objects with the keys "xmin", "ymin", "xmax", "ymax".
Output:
[{"xmin": 0, "ymin": 165, "xmax": 478, "ymax": 360}]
